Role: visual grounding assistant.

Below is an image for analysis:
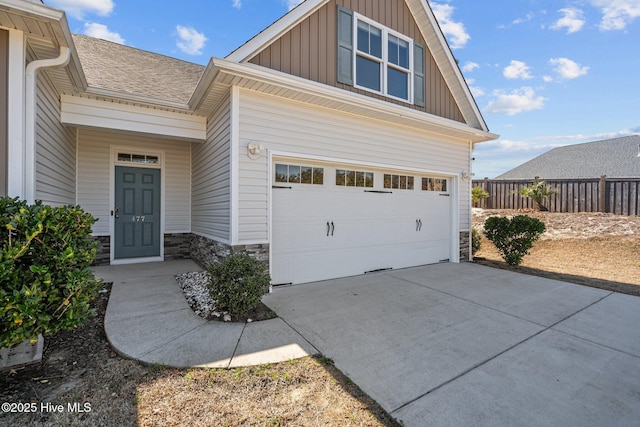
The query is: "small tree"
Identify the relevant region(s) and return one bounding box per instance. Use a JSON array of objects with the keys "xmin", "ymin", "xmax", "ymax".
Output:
[
  {"xmin": 471, "ymin": 186, "xmax": 489, "ymax": 208},
  {"xmin": 483, "ymin": 215, "xmax": 545, "ymax": 266},
  {"xmin": 519, "ymin": 179, "xmax": 556, "ymax": 211},
  {"xmin": 0, "ymin": 198, "xmax": 101, "ymax": 348}
]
